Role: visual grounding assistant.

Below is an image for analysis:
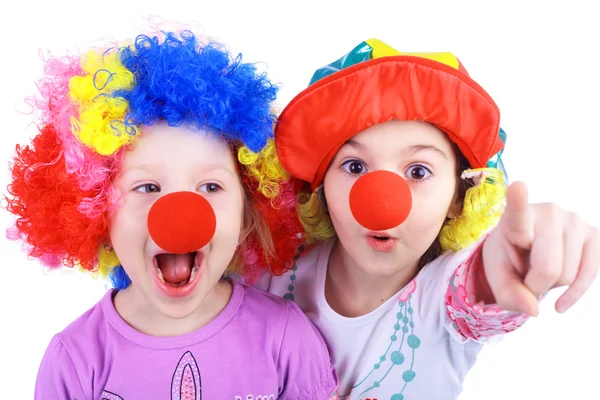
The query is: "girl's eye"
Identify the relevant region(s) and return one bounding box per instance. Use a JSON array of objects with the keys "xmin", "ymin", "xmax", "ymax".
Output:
[
  {"xmin": 134, "ymin": 183, "xmax": 161, "ymax": 193},
  {"xmin": 342, "ymin": 160, "xmax": 367, "ymax": 175},
  {"xmin": 200, "ymin": 183, "xmax": 222, "ymax": 193},
  {"xmin": 406, "ymin": 165, "xmax": 432, "ymax": 180}
]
